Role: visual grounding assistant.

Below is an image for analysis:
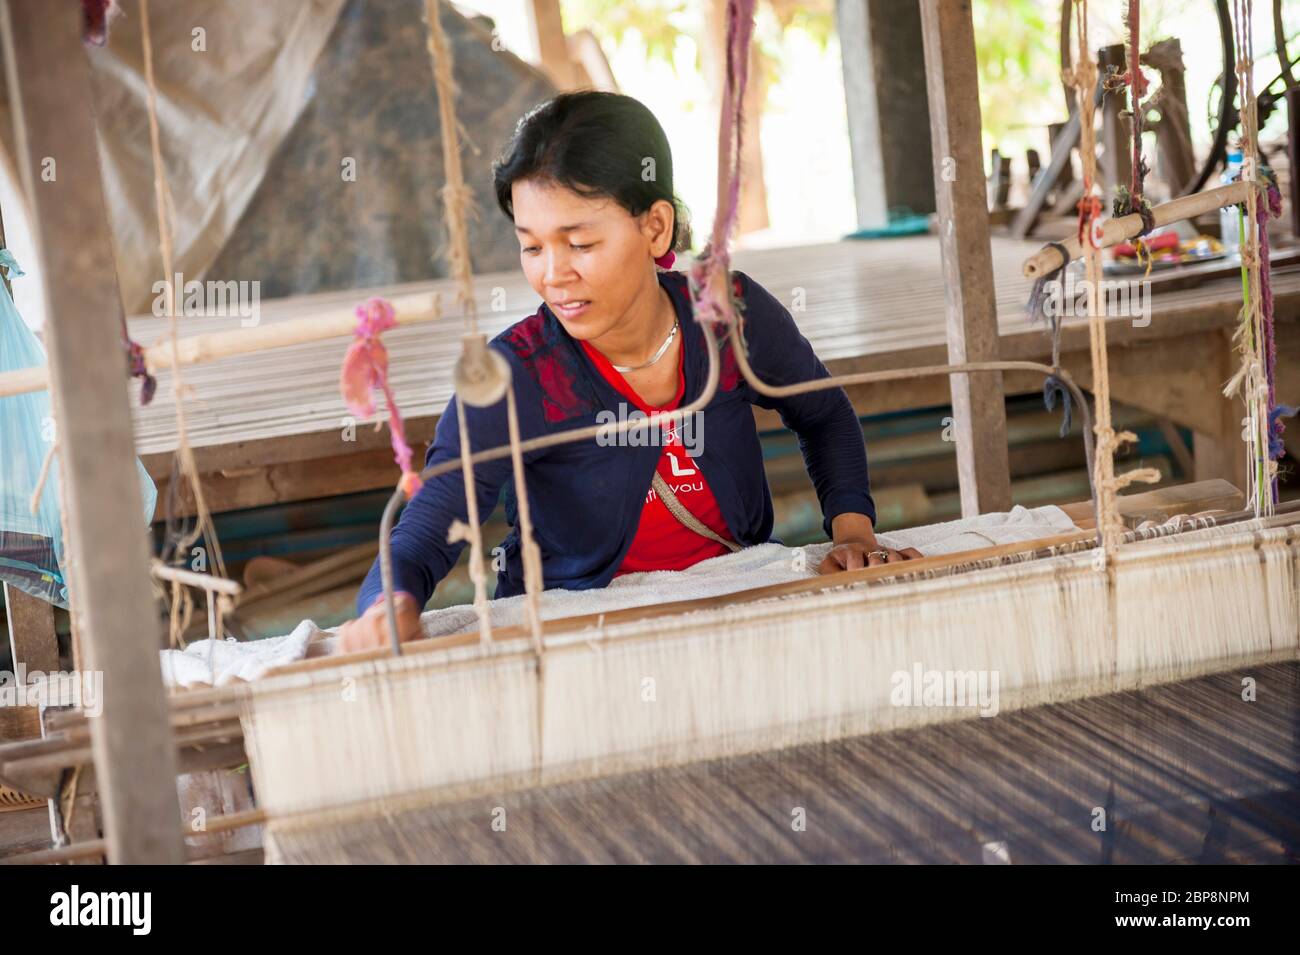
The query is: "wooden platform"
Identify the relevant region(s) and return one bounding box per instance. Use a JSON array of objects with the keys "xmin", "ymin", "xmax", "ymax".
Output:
[{"xmin": 125, "ymin": 236, "xmax": 1300, "ymax": 515}]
